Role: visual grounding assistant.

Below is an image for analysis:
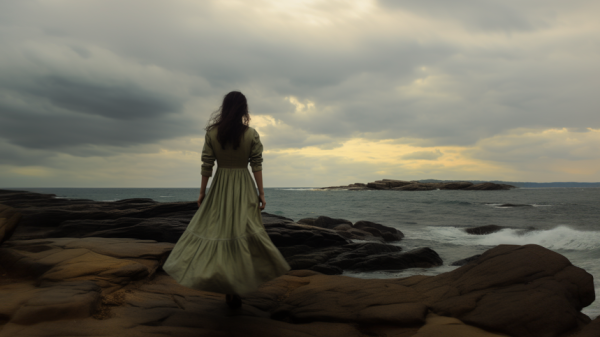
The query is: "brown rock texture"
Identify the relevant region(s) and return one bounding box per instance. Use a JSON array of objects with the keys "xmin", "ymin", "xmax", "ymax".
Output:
[
  {"xmin": 0, "ymin": 204, "xmax": 22, "ymax": 245},
  {"xmin": 0, "ymin": 239, "xmax": 595, "ymax": 337}
]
